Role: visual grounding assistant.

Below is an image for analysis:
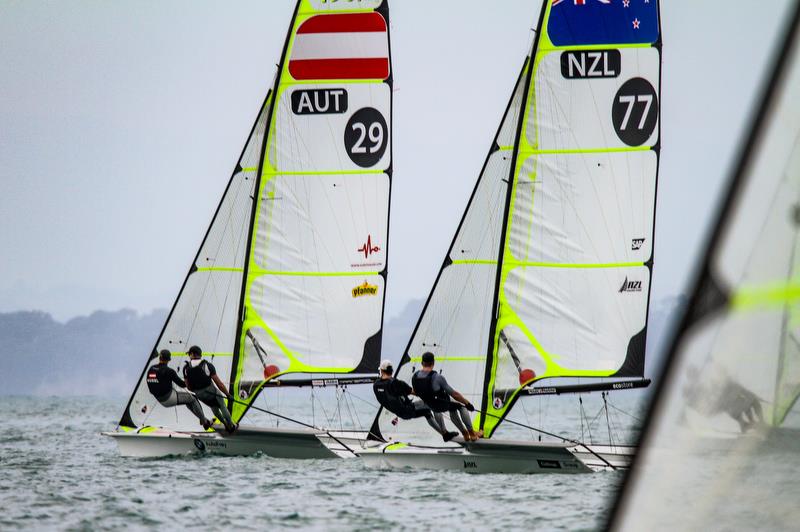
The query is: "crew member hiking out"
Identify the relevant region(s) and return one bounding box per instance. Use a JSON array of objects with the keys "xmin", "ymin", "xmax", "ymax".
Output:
[
  {"xmin": 412, "ymin": 352, "xmax": 484, "ymax": 442},
  {"xmin": 183, "ymin": 345, "xmax": 237, "ymax": 434},
  {"xmin": 146, "ymin": 350, "xmax": 211, "ymax": 430},
  {"xmin": 372, "ymin": 359, "xmax": 458, "ymax": 442}
]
